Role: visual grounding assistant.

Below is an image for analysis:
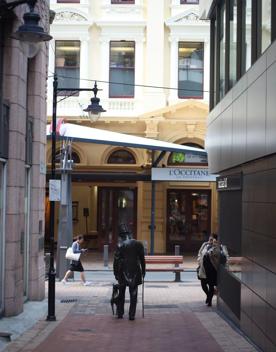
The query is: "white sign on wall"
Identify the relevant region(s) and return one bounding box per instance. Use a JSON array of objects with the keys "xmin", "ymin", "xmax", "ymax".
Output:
[
  {"xmin": 151, "ymin": 167, "xmax": 217, "ymax": 182},
  {"xmin": 49, "ymin": 179, "xmax": 61, "ymax": 201}
]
